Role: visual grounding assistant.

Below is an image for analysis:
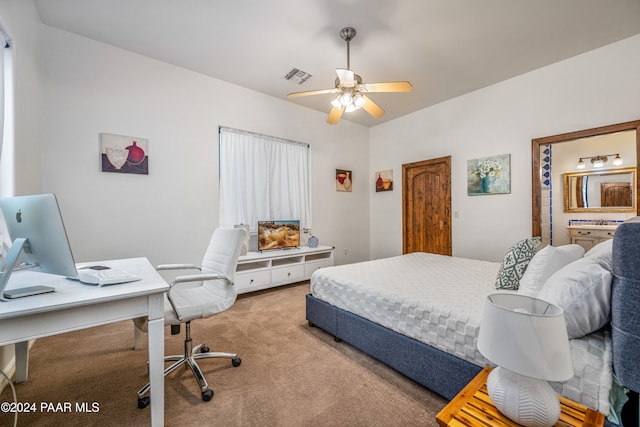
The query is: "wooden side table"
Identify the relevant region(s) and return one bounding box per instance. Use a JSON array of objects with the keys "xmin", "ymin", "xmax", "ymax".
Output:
[{"xmin": 436, "ymin": 367, "xmax": 605, "ymax": 427}]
